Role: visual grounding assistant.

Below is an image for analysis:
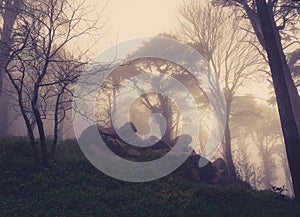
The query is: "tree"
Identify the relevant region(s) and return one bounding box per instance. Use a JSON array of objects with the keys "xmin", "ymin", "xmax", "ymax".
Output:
[
  {"xmin": 250, "ymin": 105, "xmax": 281, "ymax": 188},
  {"xmin": 256, "ymin": 0, "xmax": 300, "ymax": 207},
  {"xmin": 176, "ymin": 0, "xmax": 263, "ymax": 178},
  {"xmin": 4, "ymin": 0, "xmax": 102, "ymax": 166},
  {"xmin": 129, "ymin": 59, "xmax": 187, "ymax": 145},
  {"xmin": 0, "ymin": 0, "xmax": 24, "ymax": 135},
  {"xmin": 229, "ymin": 95, "xmax": 287, "ymax": 190},
  {"xmin": 0, "ymin": 0, "xmax": 23, "ymax": 99},
  {"xmin": 39, "ymin": 49, "xmax": 85, "ymax": 157},
  {"xmin": 96, "ymin": 57, "xmax": 206, "ymax": 147},
  {"xmin": 288, "ymin": 48, "xmax": 300, "ymax": 91},
  {"xmin": 214, "ymin": 0, "xmax": 300, "ymax": 207}
]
